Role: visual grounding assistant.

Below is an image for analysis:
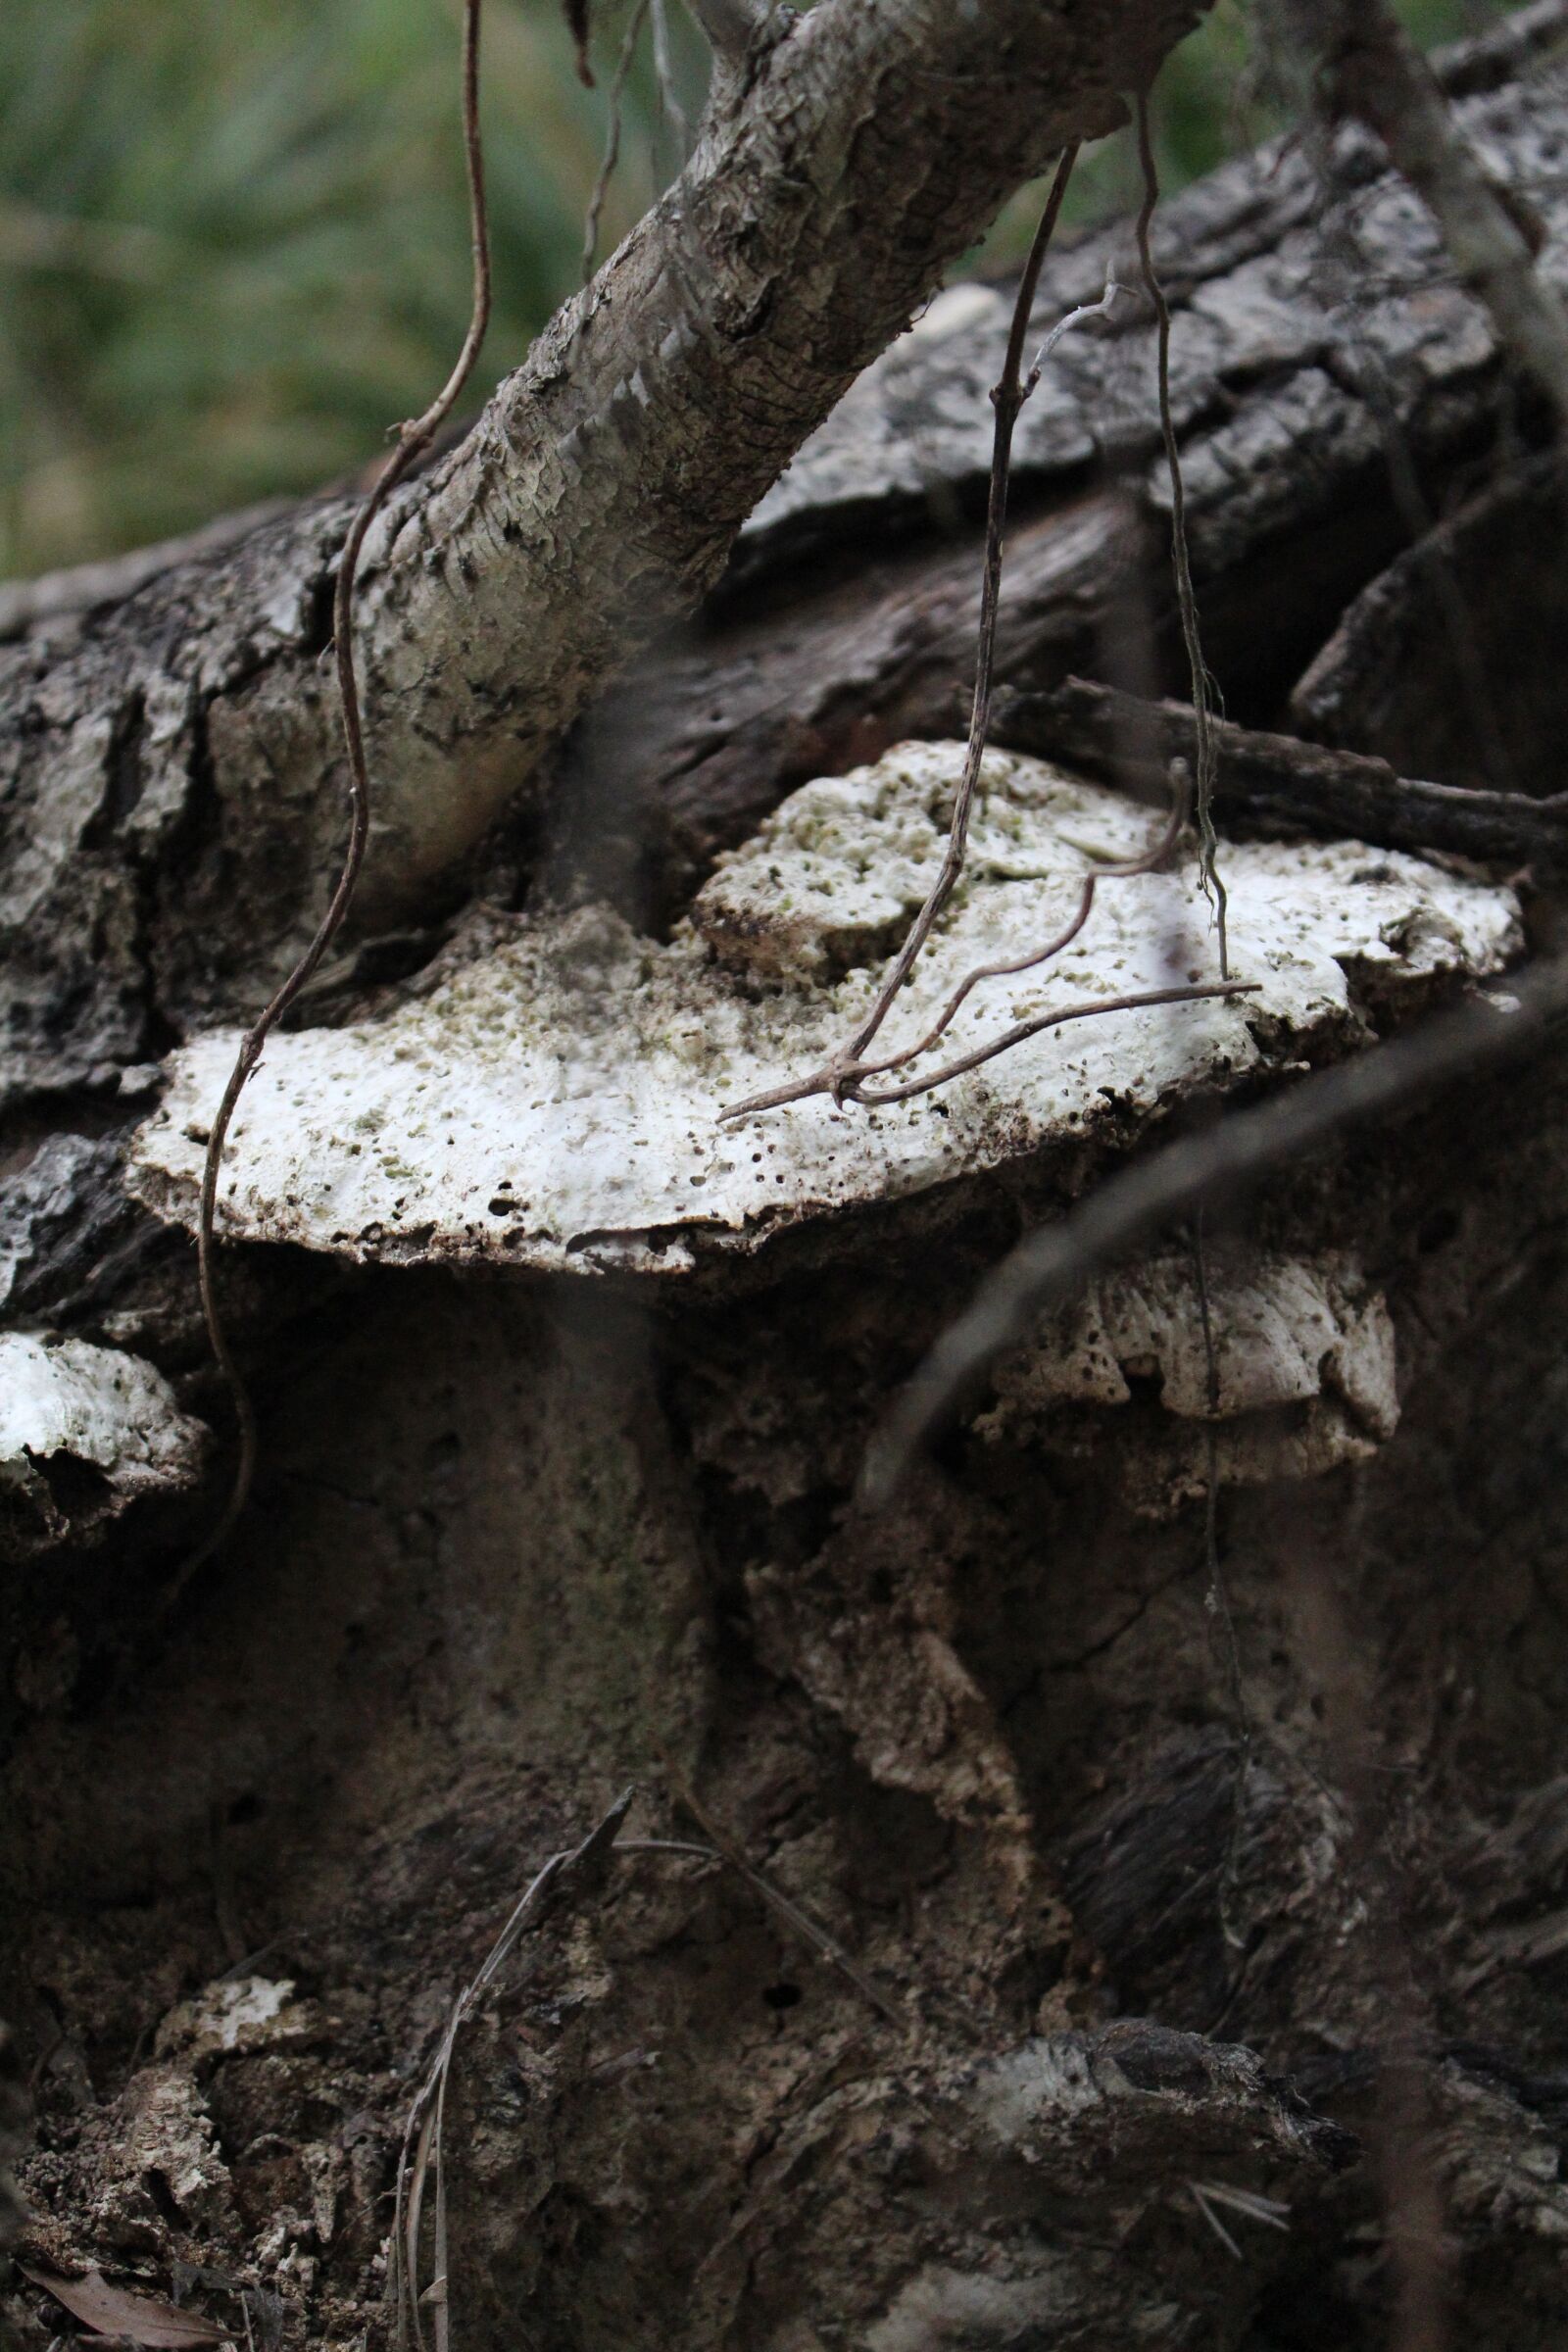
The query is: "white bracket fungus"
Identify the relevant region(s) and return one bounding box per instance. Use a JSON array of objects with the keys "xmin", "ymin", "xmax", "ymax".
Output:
[
  {"xmin": 977, "ymin": 1247, "xmax": 1400, "ymax": 1511},
  {"xmin": 131, "ymin": 745, "xmax": 1521, "ymax": 1278},
  {"xmin": 0, "ymin": 1330, "xmax": 209, "ymax": 1558}
]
